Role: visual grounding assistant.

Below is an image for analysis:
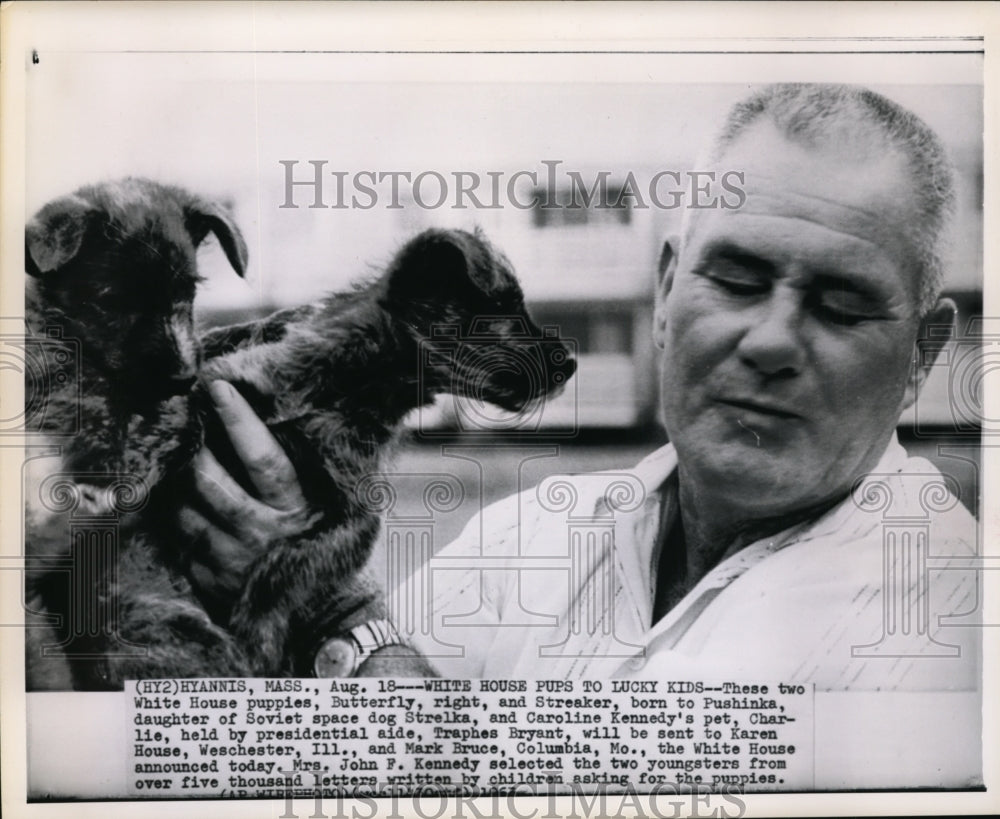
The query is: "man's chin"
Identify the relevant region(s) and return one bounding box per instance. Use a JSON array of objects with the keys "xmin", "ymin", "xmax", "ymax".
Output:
[{"xmin": 677, "ymin": 438, "xmax": 822, "ymax": 508}]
